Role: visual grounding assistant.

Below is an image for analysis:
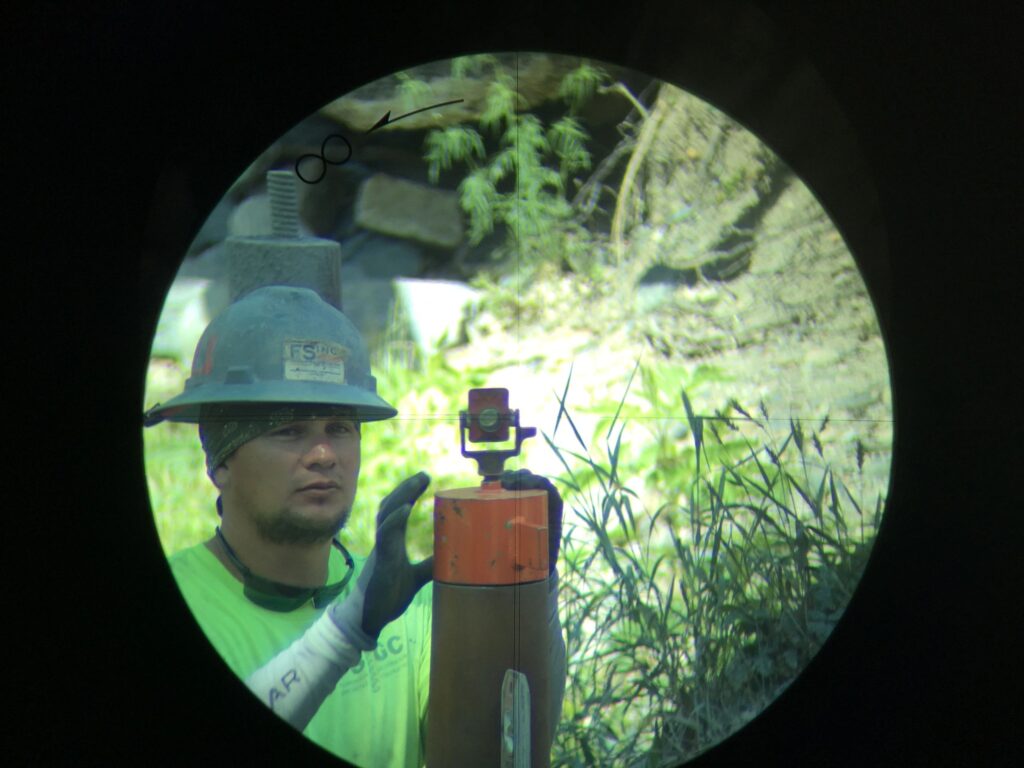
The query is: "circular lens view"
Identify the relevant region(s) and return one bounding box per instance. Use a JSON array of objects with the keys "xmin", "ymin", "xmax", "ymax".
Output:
[{"xmin": 143, "ymin": 52, "xmax": 893, "ymax": 767}]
